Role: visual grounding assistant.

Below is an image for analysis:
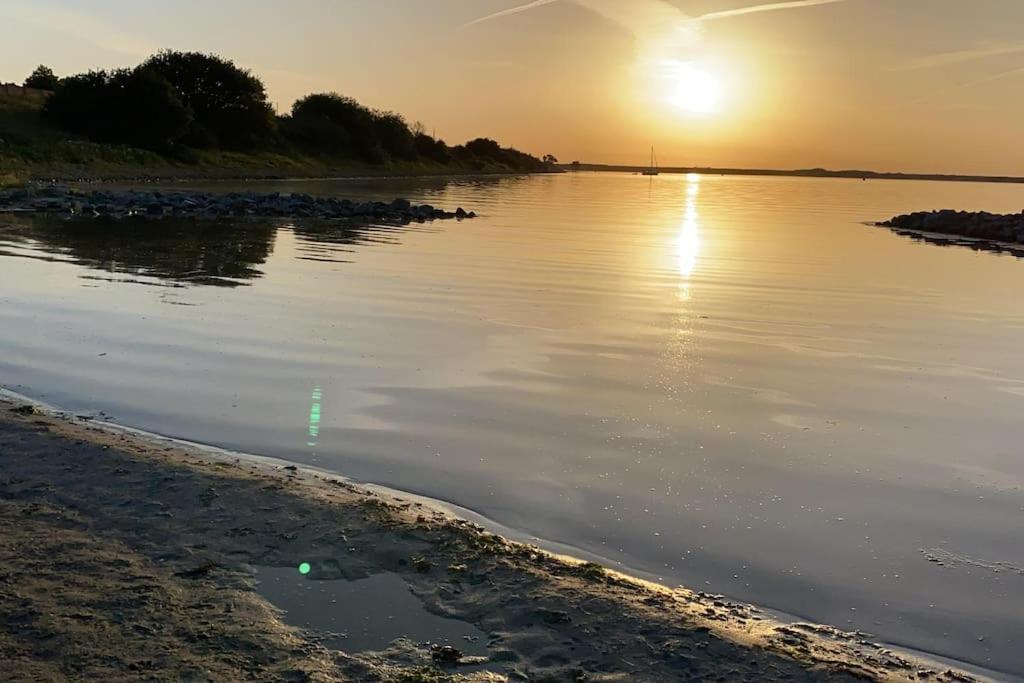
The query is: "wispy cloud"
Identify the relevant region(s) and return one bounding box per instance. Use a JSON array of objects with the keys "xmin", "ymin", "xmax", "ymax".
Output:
[
  {"xmin": 891, "ymin": 62, "xmax": 1024, "ymax": 111},
  {"xmin": 960, "ymin": 64, "xmax": 1024, "ymax": 88},
  {"xmin": 462, "ymin": 0, "xmax": 853, "ymax": 29},
  {"xmin": 462, "ymin": 0, "xmax": 703, "ymax": 65},
  {"xmin": 0, "ymin": 1, "xmax": 155, "ymax": 57},
  {"xmin": 891, "ymin": 43, "xmax": 1024, "ymax": 72}
]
